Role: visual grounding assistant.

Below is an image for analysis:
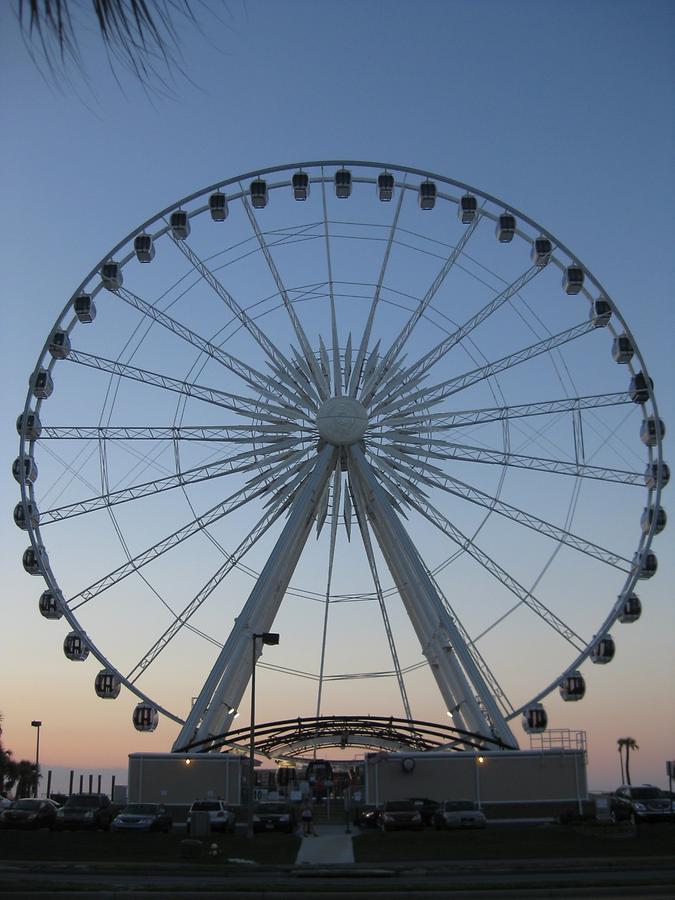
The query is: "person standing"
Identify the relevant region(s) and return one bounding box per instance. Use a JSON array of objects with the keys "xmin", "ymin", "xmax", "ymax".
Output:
[{"xmin": 301, "ymin": 801, "xmax": 314, "ymax": 836}]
